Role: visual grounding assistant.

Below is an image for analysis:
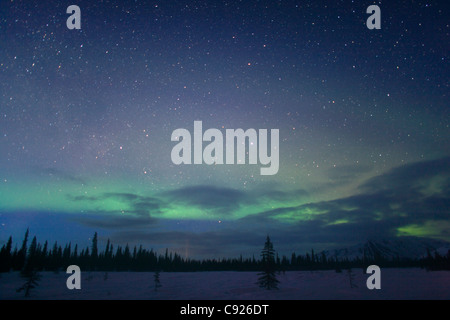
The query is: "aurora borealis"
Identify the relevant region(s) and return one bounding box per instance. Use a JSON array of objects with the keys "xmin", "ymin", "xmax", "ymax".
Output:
[{"xmin": 0, "ymin": 1, "xmax": 449, "ymax": 258}]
